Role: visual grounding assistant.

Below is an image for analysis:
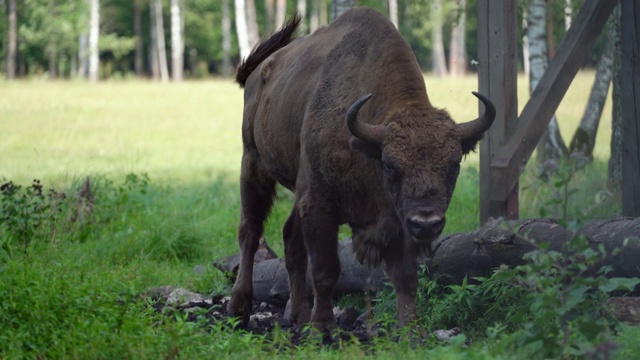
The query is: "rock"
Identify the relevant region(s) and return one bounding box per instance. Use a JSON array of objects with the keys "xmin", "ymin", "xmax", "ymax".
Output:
[{"xmin": 166, "ymin": 288, "xmax": 204, "ymax": 306}]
